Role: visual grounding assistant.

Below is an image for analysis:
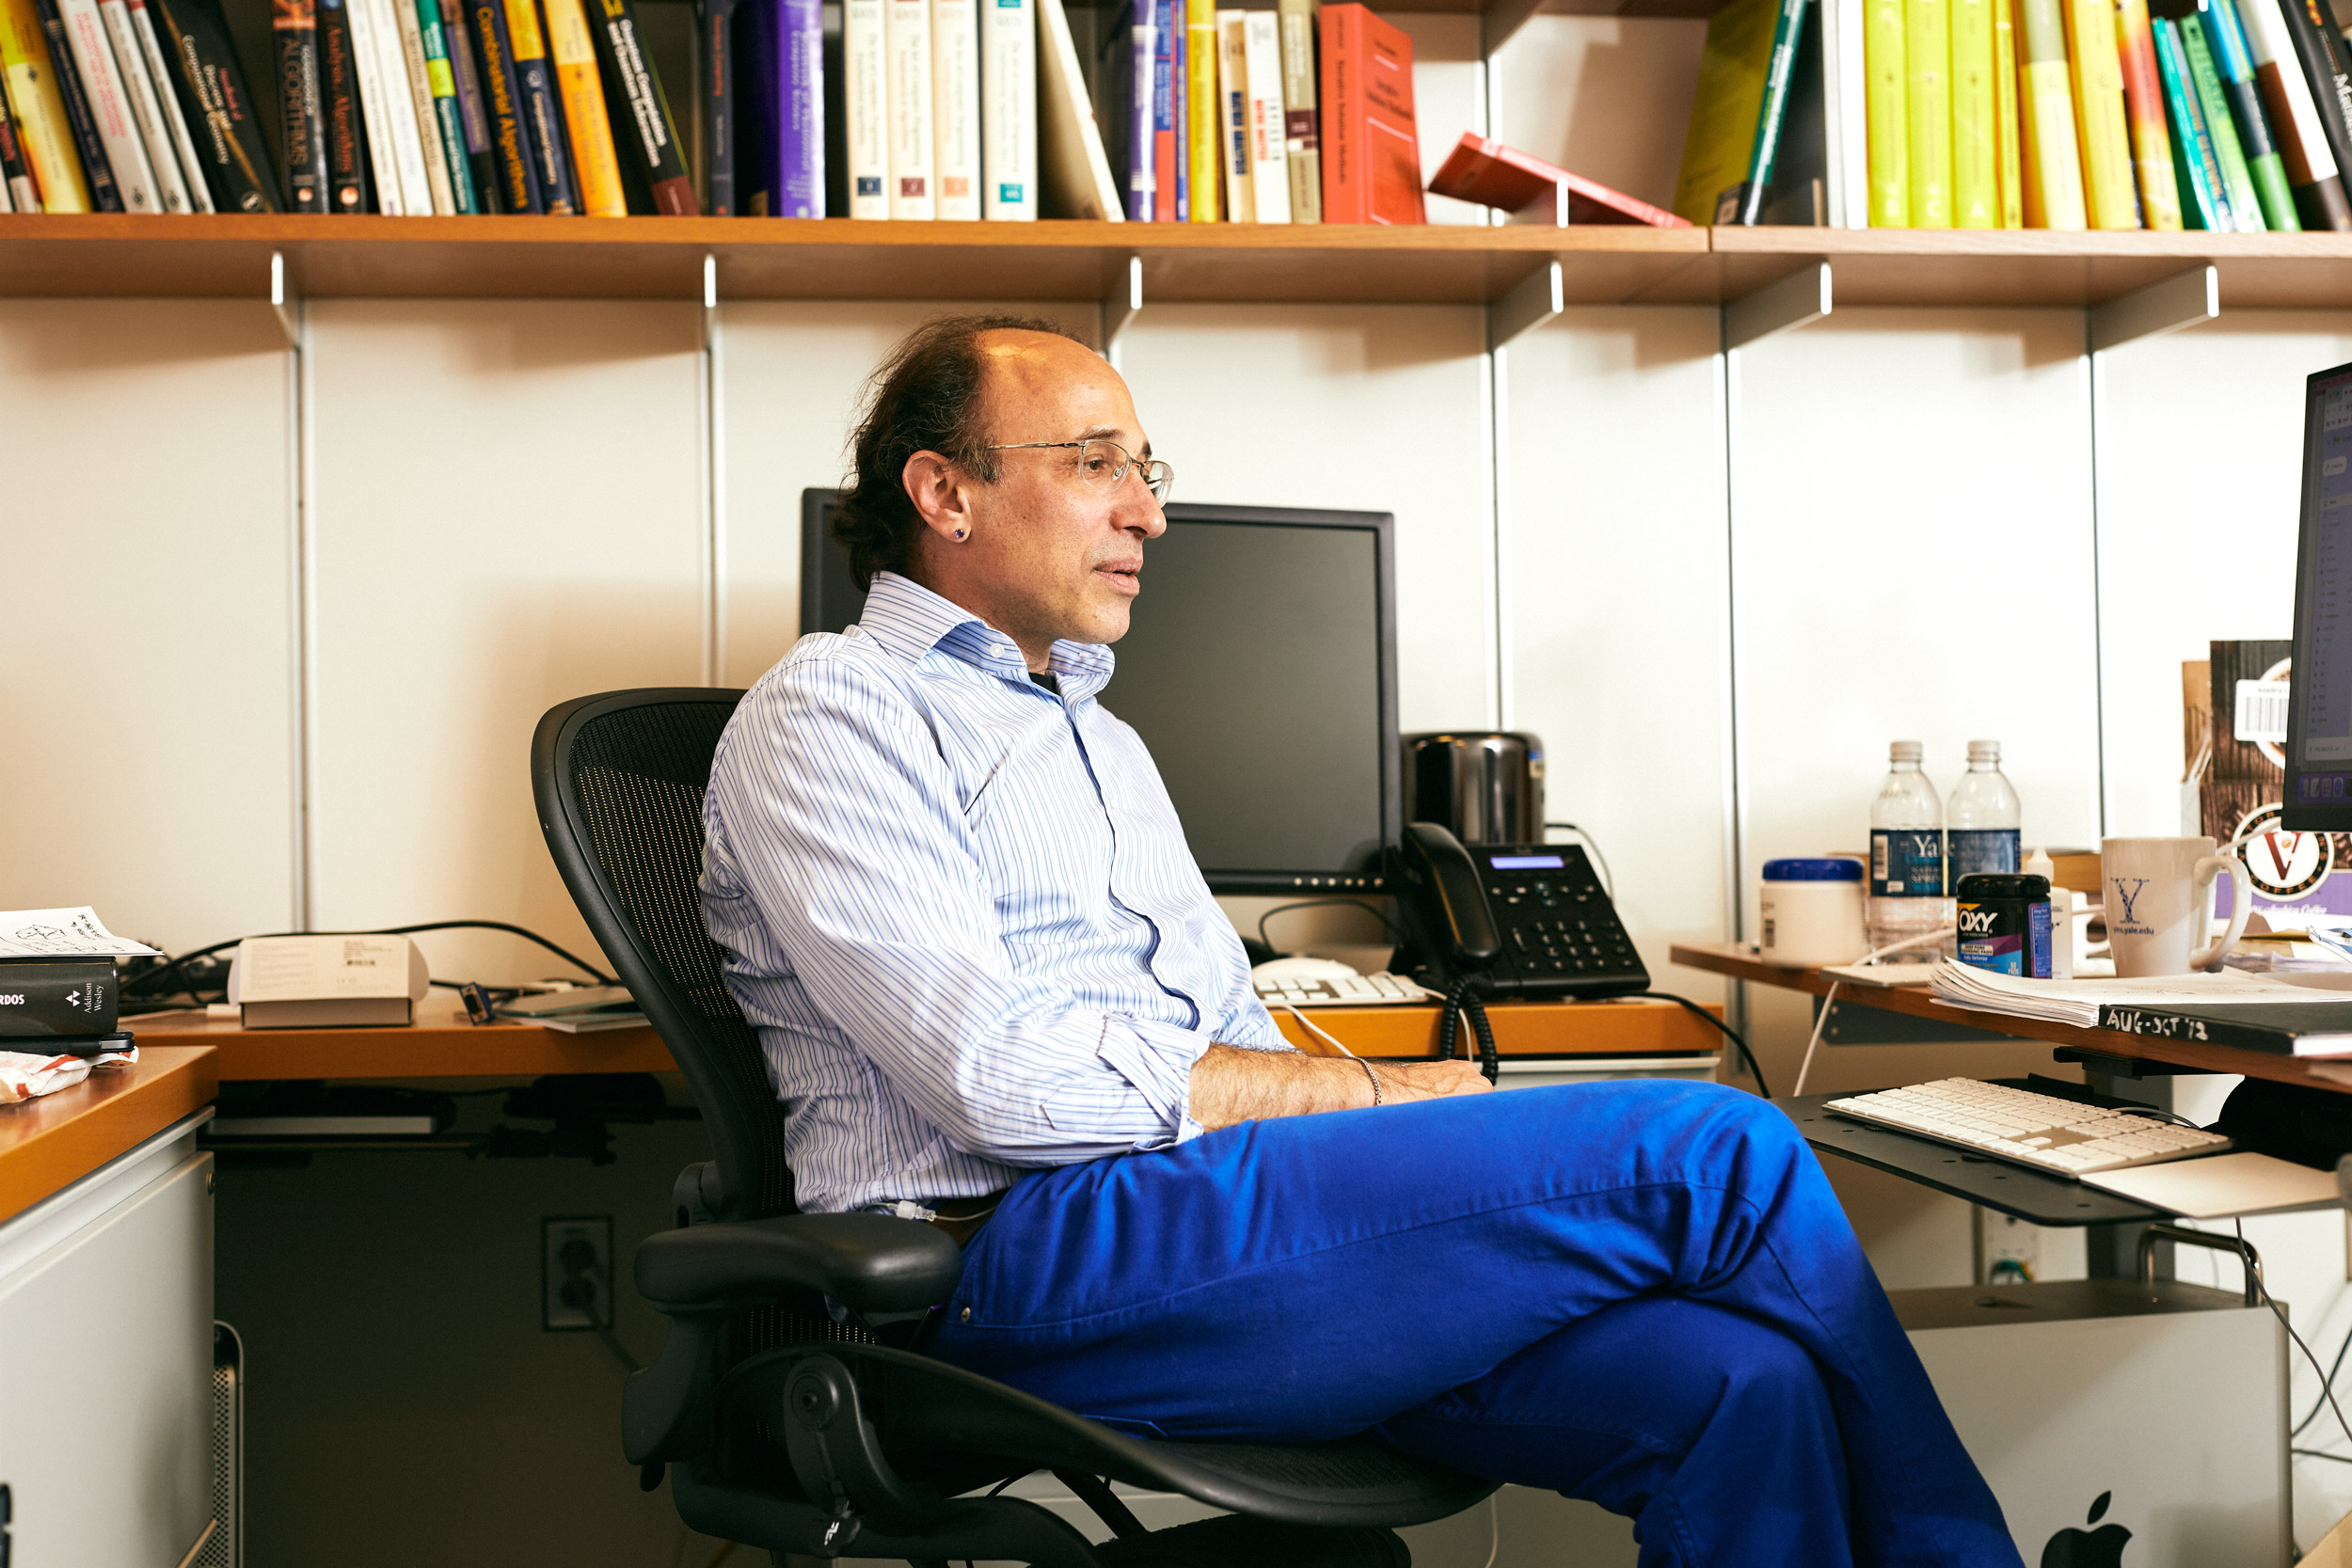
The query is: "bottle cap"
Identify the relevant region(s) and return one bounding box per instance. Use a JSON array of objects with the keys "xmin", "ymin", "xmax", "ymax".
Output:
[
  {"xmin": 1967, "ymin": 739, "xmax": 2000, "ymax": 763},
  {"xmin": 1890, "ymin": 740, "xmax": 1923, "ymax": 763},
  {"xmin": 1762, "ymin": 858, "xmax": 1864, "ymax": 881},
  {"xmin": 1955, "ymin": 873, "xmax": 2047, "ymax": 900}
]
